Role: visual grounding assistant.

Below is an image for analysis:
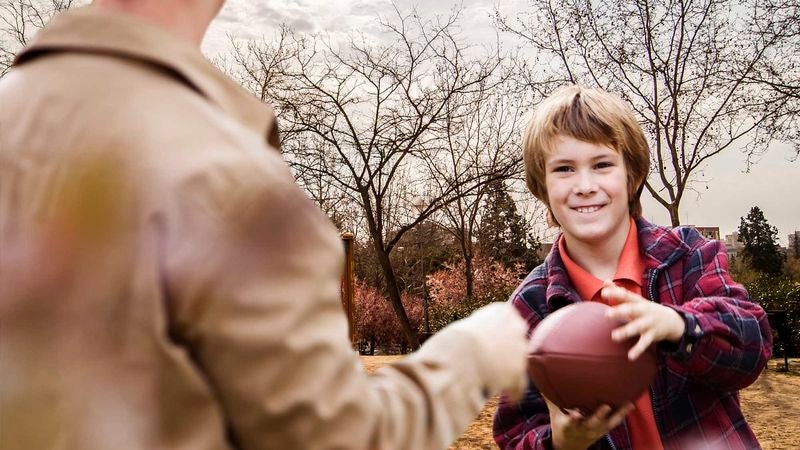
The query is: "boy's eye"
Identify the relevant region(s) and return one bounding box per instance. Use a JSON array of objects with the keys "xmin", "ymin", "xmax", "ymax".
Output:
[{"xmin": 595, "ymin": 161, "xmax": 614, "ymax": 169}]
